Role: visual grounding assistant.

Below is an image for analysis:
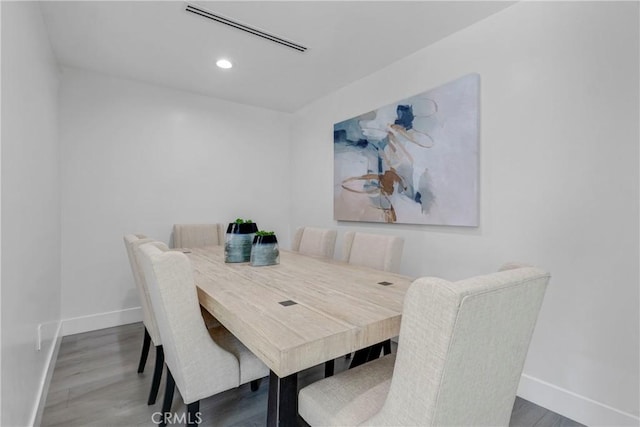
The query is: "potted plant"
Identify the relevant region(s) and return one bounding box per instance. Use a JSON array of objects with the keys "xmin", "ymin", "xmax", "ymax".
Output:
[
  {"xmin": 225, "ymin": 218, "xmax": 258, "ymax": 263},
  {"xmin": 250, "ymin": 230, "xmax": 280, "ymax": 267}
]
